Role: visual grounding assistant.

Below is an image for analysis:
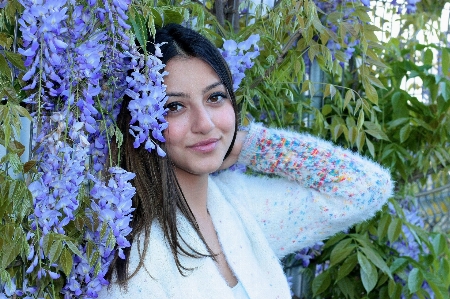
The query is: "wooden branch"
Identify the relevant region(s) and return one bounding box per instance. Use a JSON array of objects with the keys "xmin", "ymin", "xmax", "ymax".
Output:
[{"xmin": 215, "ymin": 0, "xmax": 225, "ymax": 28}]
